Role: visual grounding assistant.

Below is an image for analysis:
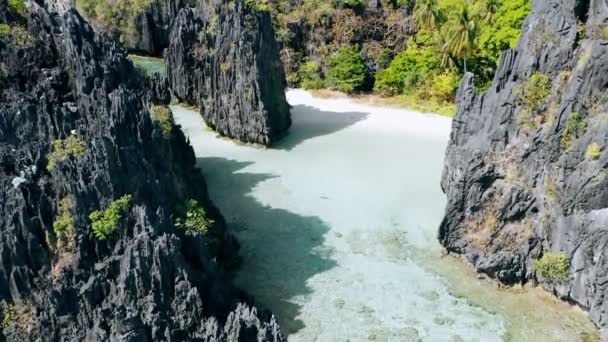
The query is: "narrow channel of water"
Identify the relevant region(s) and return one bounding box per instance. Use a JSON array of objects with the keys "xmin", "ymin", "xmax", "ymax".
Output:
[{"xmin": 130, "ymin": 56, "xmax": 599, "ymax": 341}]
